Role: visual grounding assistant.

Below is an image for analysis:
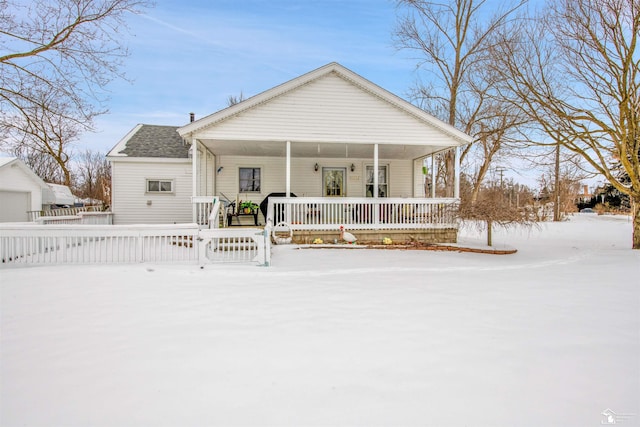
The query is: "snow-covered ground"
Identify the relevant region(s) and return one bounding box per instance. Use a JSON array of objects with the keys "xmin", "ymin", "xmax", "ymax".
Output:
[{"xmin": 1, "ymin": 214, "xmax": 639, "ymax": 426}]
